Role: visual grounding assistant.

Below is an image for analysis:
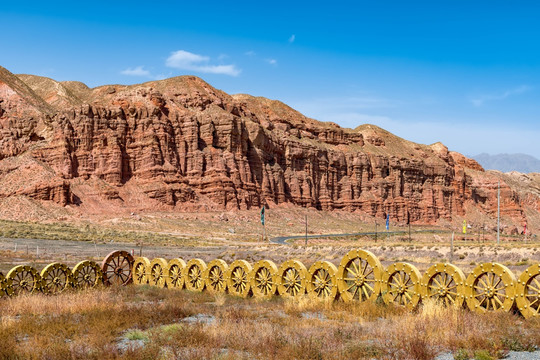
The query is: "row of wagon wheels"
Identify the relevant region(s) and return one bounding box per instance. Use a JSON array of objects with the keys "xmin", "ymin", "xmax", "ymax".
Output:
[
  {"xmin": 133, "ymin": 249, "xmax": 540, "ymax": 319},
  {"xmin": 1, "ymin": 248, "xmax": 539, "ymax": 320},
  {"xmin": 0, "ymin": 250, "xmax": 135, "ymax": 297}
]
